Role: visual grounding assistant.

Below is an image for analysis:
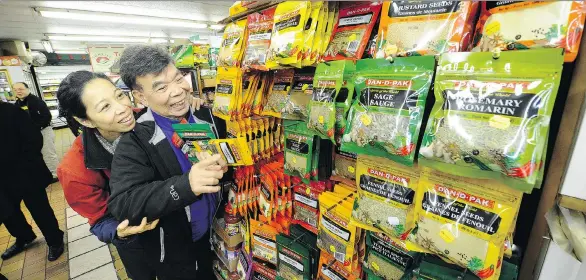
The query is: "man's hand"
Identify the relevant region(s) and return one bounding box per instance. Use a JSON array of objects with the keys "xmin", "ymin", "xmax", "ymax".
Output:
[
  {"xmin": 196, "ymin": 152, "xmax": 228, "ymax": 172},
  {"xmin": 189, "ymin": 154, "xmax": 225, "ymax": 196},
  {"xmin": 117, "ymin": 217, "xmax": 159, "ymax": 238}
]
